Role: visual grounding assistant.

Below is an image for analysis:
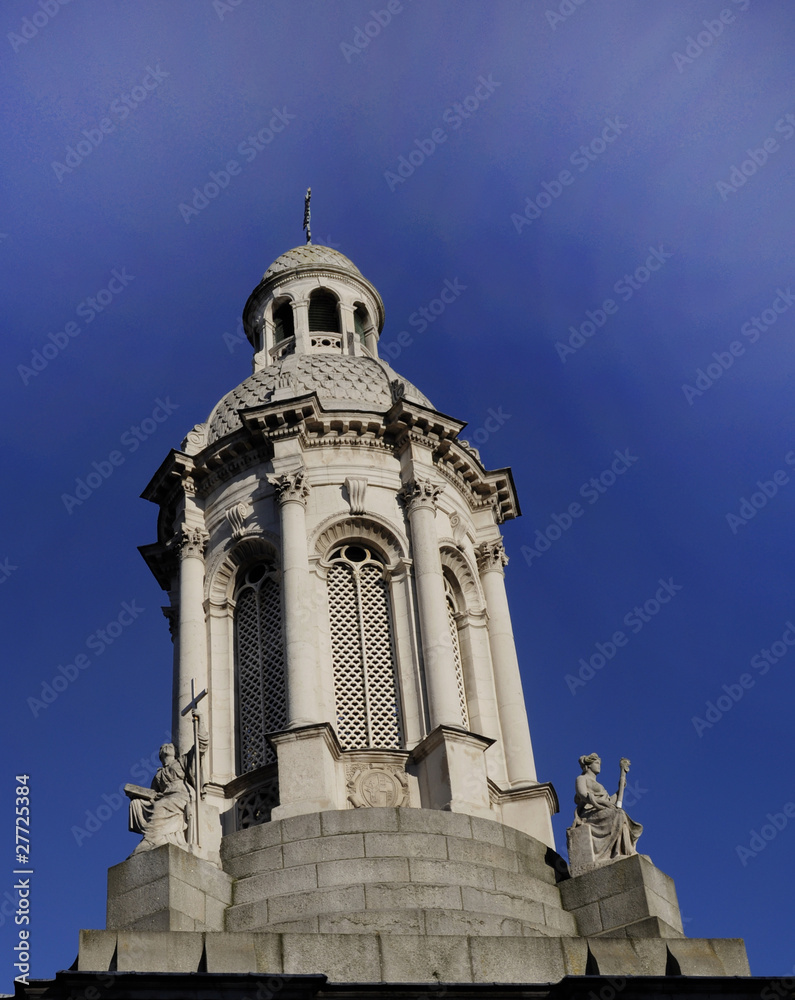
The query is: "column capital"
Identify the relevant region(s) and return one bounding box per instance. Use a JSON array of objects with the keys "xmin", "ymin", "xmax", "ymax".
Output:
[
  {"xmin": 175, "ymin": 526, "xmax": 209, "ymax": 559},
  {"xmin": 476, "ymin": 538, "xmax": 509, "ymax": 573},
  {"xmin": 399, "ymin": 476, "xmax": 444, "ymax": 515},
  {"xmin": 267, "ymin": 468, "xmax": 310, "ymax": 507}
]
